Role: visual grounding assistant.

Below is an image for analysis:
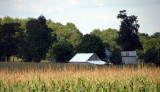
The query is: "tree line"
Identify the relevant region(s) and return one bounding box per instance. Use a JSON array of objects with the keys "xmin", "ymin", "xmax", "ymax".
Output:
[{"xmin": 0, "ymin": 10, "xmax": 159, "ymax": 64}]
